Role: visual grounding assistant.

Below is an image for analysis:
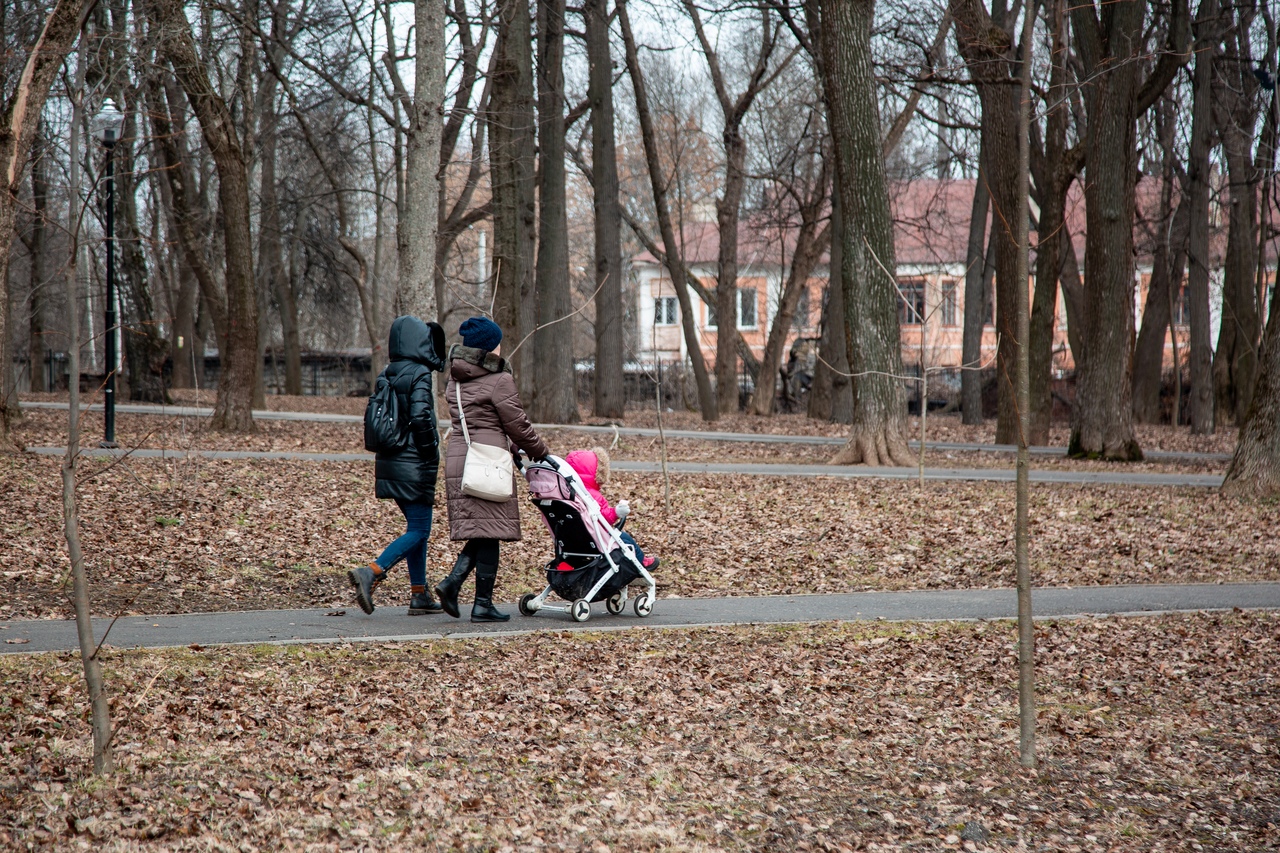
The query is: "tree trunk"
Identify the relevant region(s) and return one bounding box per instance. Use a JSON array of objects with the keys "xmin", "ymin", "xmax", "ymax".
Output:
[
  {"xmin": 1184, "ymin": 6, "xmax": 1219, "ymax": 432},
  {"xmin": 951, "ymin": 0, "xmax": 1022, "ymax": 445},
  {"xmin": 1067, "ymin": 0, "xmax": 1178, "ymax": 460},
  {"xmin": 151, "ymin": 0, "xmax": 257, "ymax": 431},
  {"xmin": 256, "ymin": 14, "xmax": 300, "ymax": 395},
  {"xmin": 148, "ymin": 78, "xmax": 229, "ymax": 356},
  {"xmin": 821, "ymin": 0, "xmax": 912, "ymax": 466},
  {"xmin": 257, "ymin": 148, "xmax": 297, "ymax": 399},
  {"xmin": 1213, "ymin": 130, "xmax": 1262, "ymax": 426},
  {"xmin": 809, "ymin": 193, "xmax": 853, "ymax": 423},
  {"xmin": 961, "ymin": 155, "xmax": 989, "ymax": 425},
  {"xmin": 1211, "ymin": 5, "xmax": 1264, "ymax": 426},
  {"xmin": 750, "ymin": 217, "xmax": 830, "ymax": 416},
  {"xmin": 1222, "ymin": 273, "xmax": 1280, "ymax": 495},
  {"xmin": 0, "ymin": 0, "xmax": 95, "ymax": 448},
  {"xmin": 714, "ymin": 132, "xmax": 747, "ymax": 415},
  {"xmin": 618, "ymin": 0, "xmax": 717, "ymax": 420},
  {"xmin": 1027, "ymin": 0, "xmax": 1075, "ymax": 444},
  {"xmin": 1132, "ymin": 92, "xmax": 1186, "ymax": 424},
  {"xmin": 683, "ymin": 5, "xmax": 778, "ymax": 416},
  {"xmin": 115, "ymin": 99, "xmax": 169, "ymax": 404},
  {"xmin": 531, "ymin": 0, "xmax": 577, "ymax": 422},
  {"xmin": 488, "ymin": 0, "xmax": 537, "ymax": 391},
  {"xmin": 398, "ymin": 0, "xmax": 445, "ymax": 320},
  {"xmin": 25, "ymin": 122, "xmax": 49, "ymax": 393},
  {"xmin": 586, "ymin": 0, "xmax": 625, "ymax": 419},
  {"xmin": 1133, "ymin": 202, "xmax": 1188, "ymax": 423}
]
